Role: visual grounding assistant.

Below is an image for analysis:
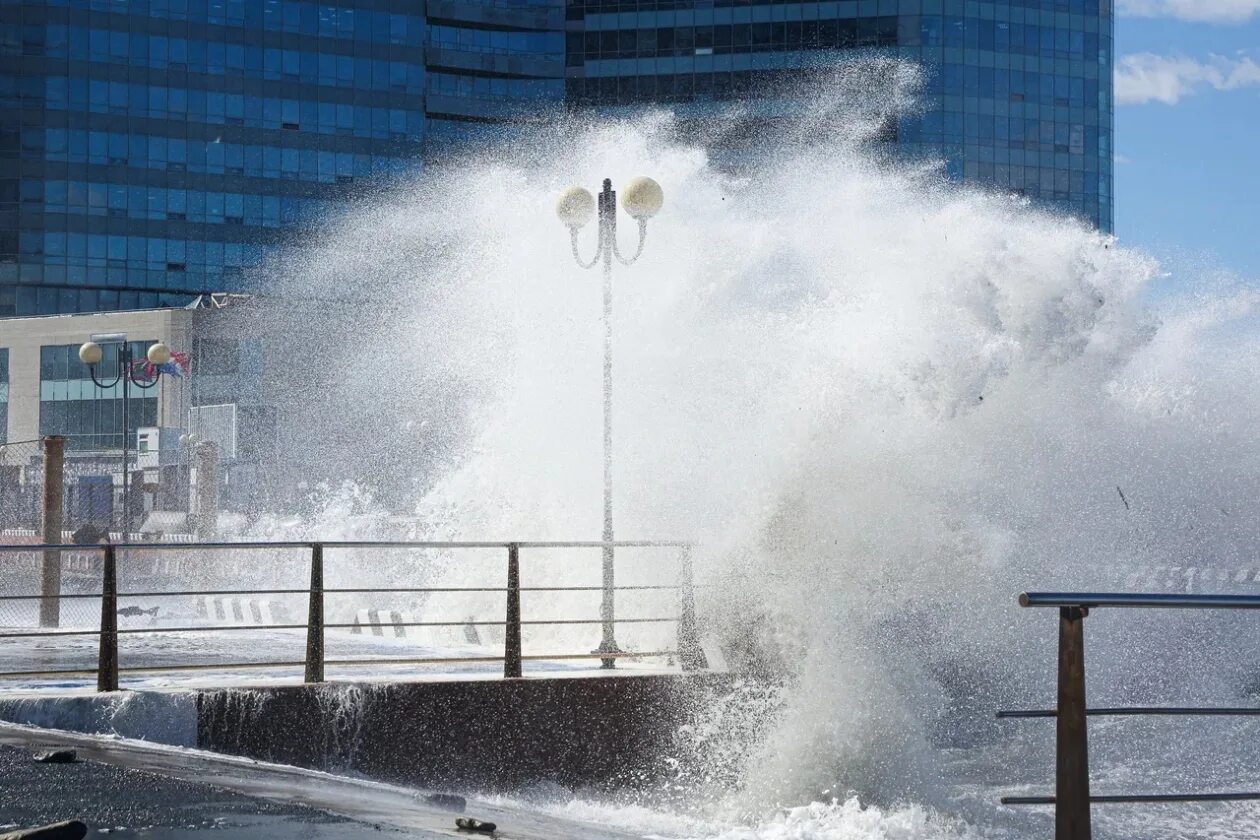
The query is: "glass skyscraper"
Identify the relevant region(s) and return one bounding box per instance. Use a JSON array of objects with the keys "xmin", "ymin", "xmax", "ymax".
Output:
[
  {"xmin": 0, "ymin": 0, "xmax": 562, "ymax": 317},
  {"xmin": 564, "ymin": 0, "xmax": 1113, "ymax": 231},
  {"xmin": 1, "ymin": 0, "xmax": 1111, "ymax": 318}
]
